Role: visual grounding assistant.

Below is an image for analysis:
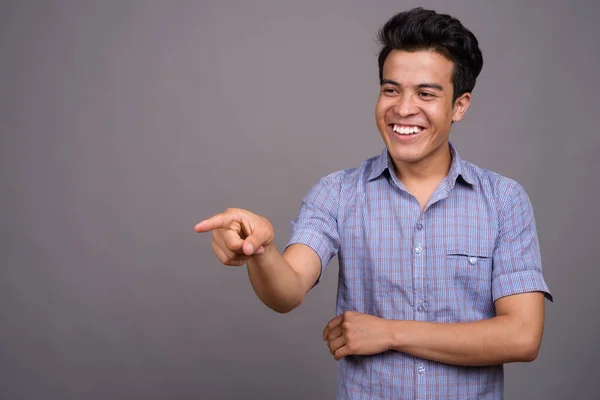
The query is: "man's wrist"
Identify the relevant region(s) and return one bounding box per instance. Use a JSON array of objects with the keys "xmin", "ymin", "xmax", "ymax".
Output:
[
  {"xmin": 255, "ymin": 242, "xmax": 277, "ymax": 258},
  {"xmin": 386, "ymin": 319, "xmax": 408, "ymax": 352}
]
